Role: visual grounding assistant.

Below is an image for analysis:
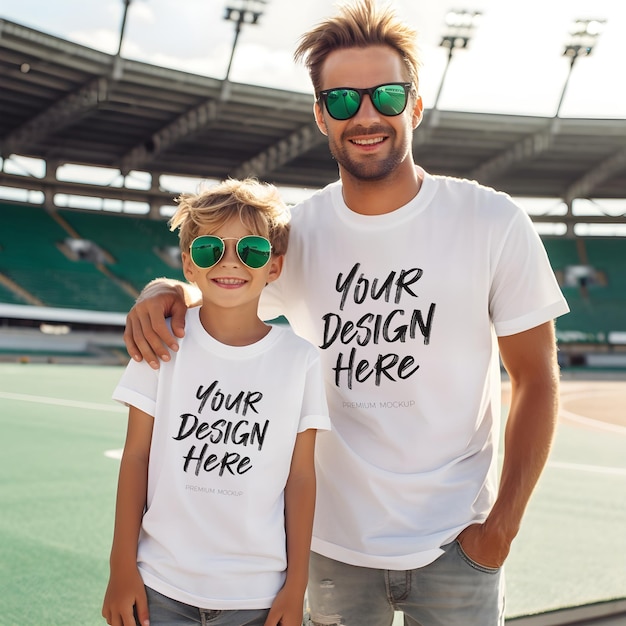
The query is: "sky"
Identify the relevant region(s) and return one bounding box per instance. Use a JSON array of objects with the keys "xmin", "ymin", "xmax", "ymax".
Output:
[
  {"xmin": 1, "ymin": 0, "xmax": 625, "ymax": 119},
  {"xmin": 1, "ymin": 0, "xmax": 625, "ymax": 232}
]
